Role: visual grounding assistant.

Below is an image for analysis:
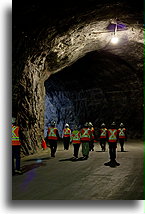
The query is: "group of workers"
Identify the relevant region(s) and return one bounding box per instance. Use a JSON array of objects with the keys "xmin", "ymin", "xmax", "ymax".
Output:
[
  {"xmin": 12, "ymin": 117, "xmax": 127, "ymax": 175},
  {"xmin": 45, "ymin": 121, "xmax": 127, "ymax": 166}
]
